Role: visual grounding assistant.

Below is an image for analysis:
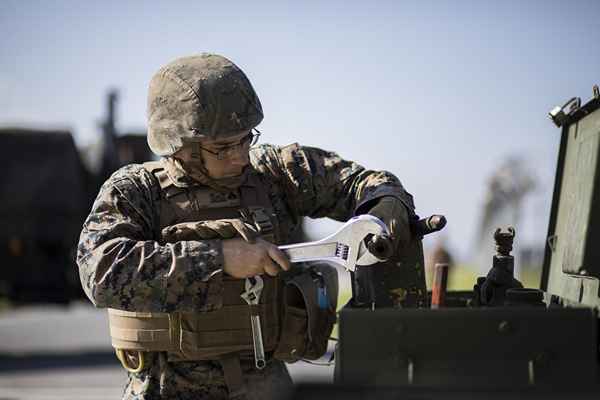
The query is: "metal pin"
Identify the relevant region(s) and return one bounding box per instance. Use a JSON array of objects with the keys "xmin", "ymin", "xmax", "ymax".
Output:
[
  {"xmin": 407, "ymin": 357, "xmax": 414, "ymax": 384},
  {"xmin": 528, "ymin": 360, "xmax": 535, "ymax": 385}
]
